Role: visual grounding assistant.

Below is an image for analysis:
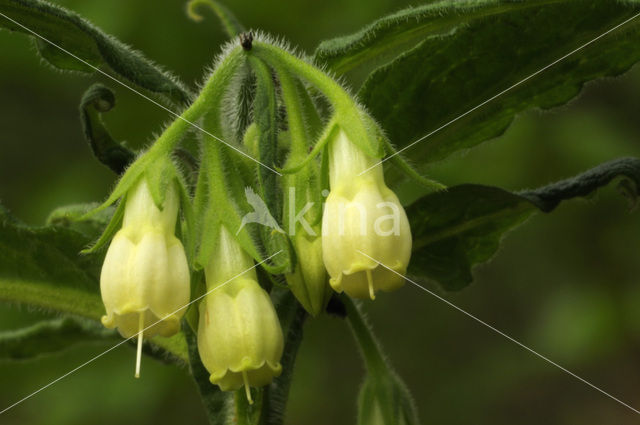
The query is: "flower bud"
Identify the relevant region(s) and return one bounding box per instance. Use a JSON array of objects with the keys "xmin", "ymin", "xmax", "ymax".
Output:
[
  {"xmin": 322, "ymin": 129, "xmax": 411, "ymax": 300},
  {"xmin": 100, "ymin": 178, "xmax": 190, "ymax": 377},
  {"xmin": 286, "ymin": 232, "xmax": 331, "ymax": 316},
  {"xmin": 197, "ymin": 227, "xmax": 283, "ymax": 403}
]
